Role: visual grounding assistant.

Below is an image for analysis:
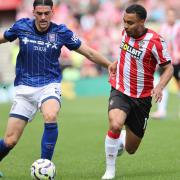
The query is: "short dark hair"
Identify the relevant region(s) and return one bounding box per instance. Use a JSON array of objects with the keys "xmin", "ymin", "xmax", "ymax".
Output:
[
  {"xmin": 33, "ymin": 0, "xmax": 53, "ymax": 8},
  {"xmin": 126, "ymin": 4, "xmax": 147, "ymax": 20}
]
